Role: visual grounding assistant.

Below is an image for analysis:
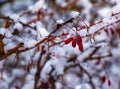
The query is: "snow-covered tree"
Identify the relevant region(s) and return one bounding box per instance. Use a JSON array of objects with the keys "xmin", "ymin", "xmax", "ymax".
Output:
[{"xmin": 0, "ymin": 0, "xmax": 120, "ymax": 89}]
